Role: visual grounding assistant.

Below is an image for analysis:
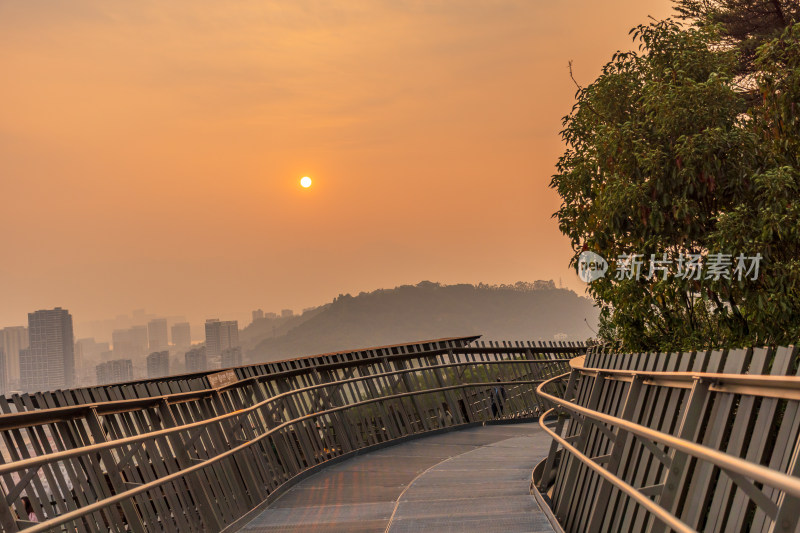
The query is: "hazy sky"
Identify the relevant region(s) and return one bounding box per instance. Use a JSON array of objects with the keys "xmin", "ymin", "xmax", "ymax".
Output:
[{"xmin": 1, "ymin": 0, "xmax": 673, "ymax": 333}]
